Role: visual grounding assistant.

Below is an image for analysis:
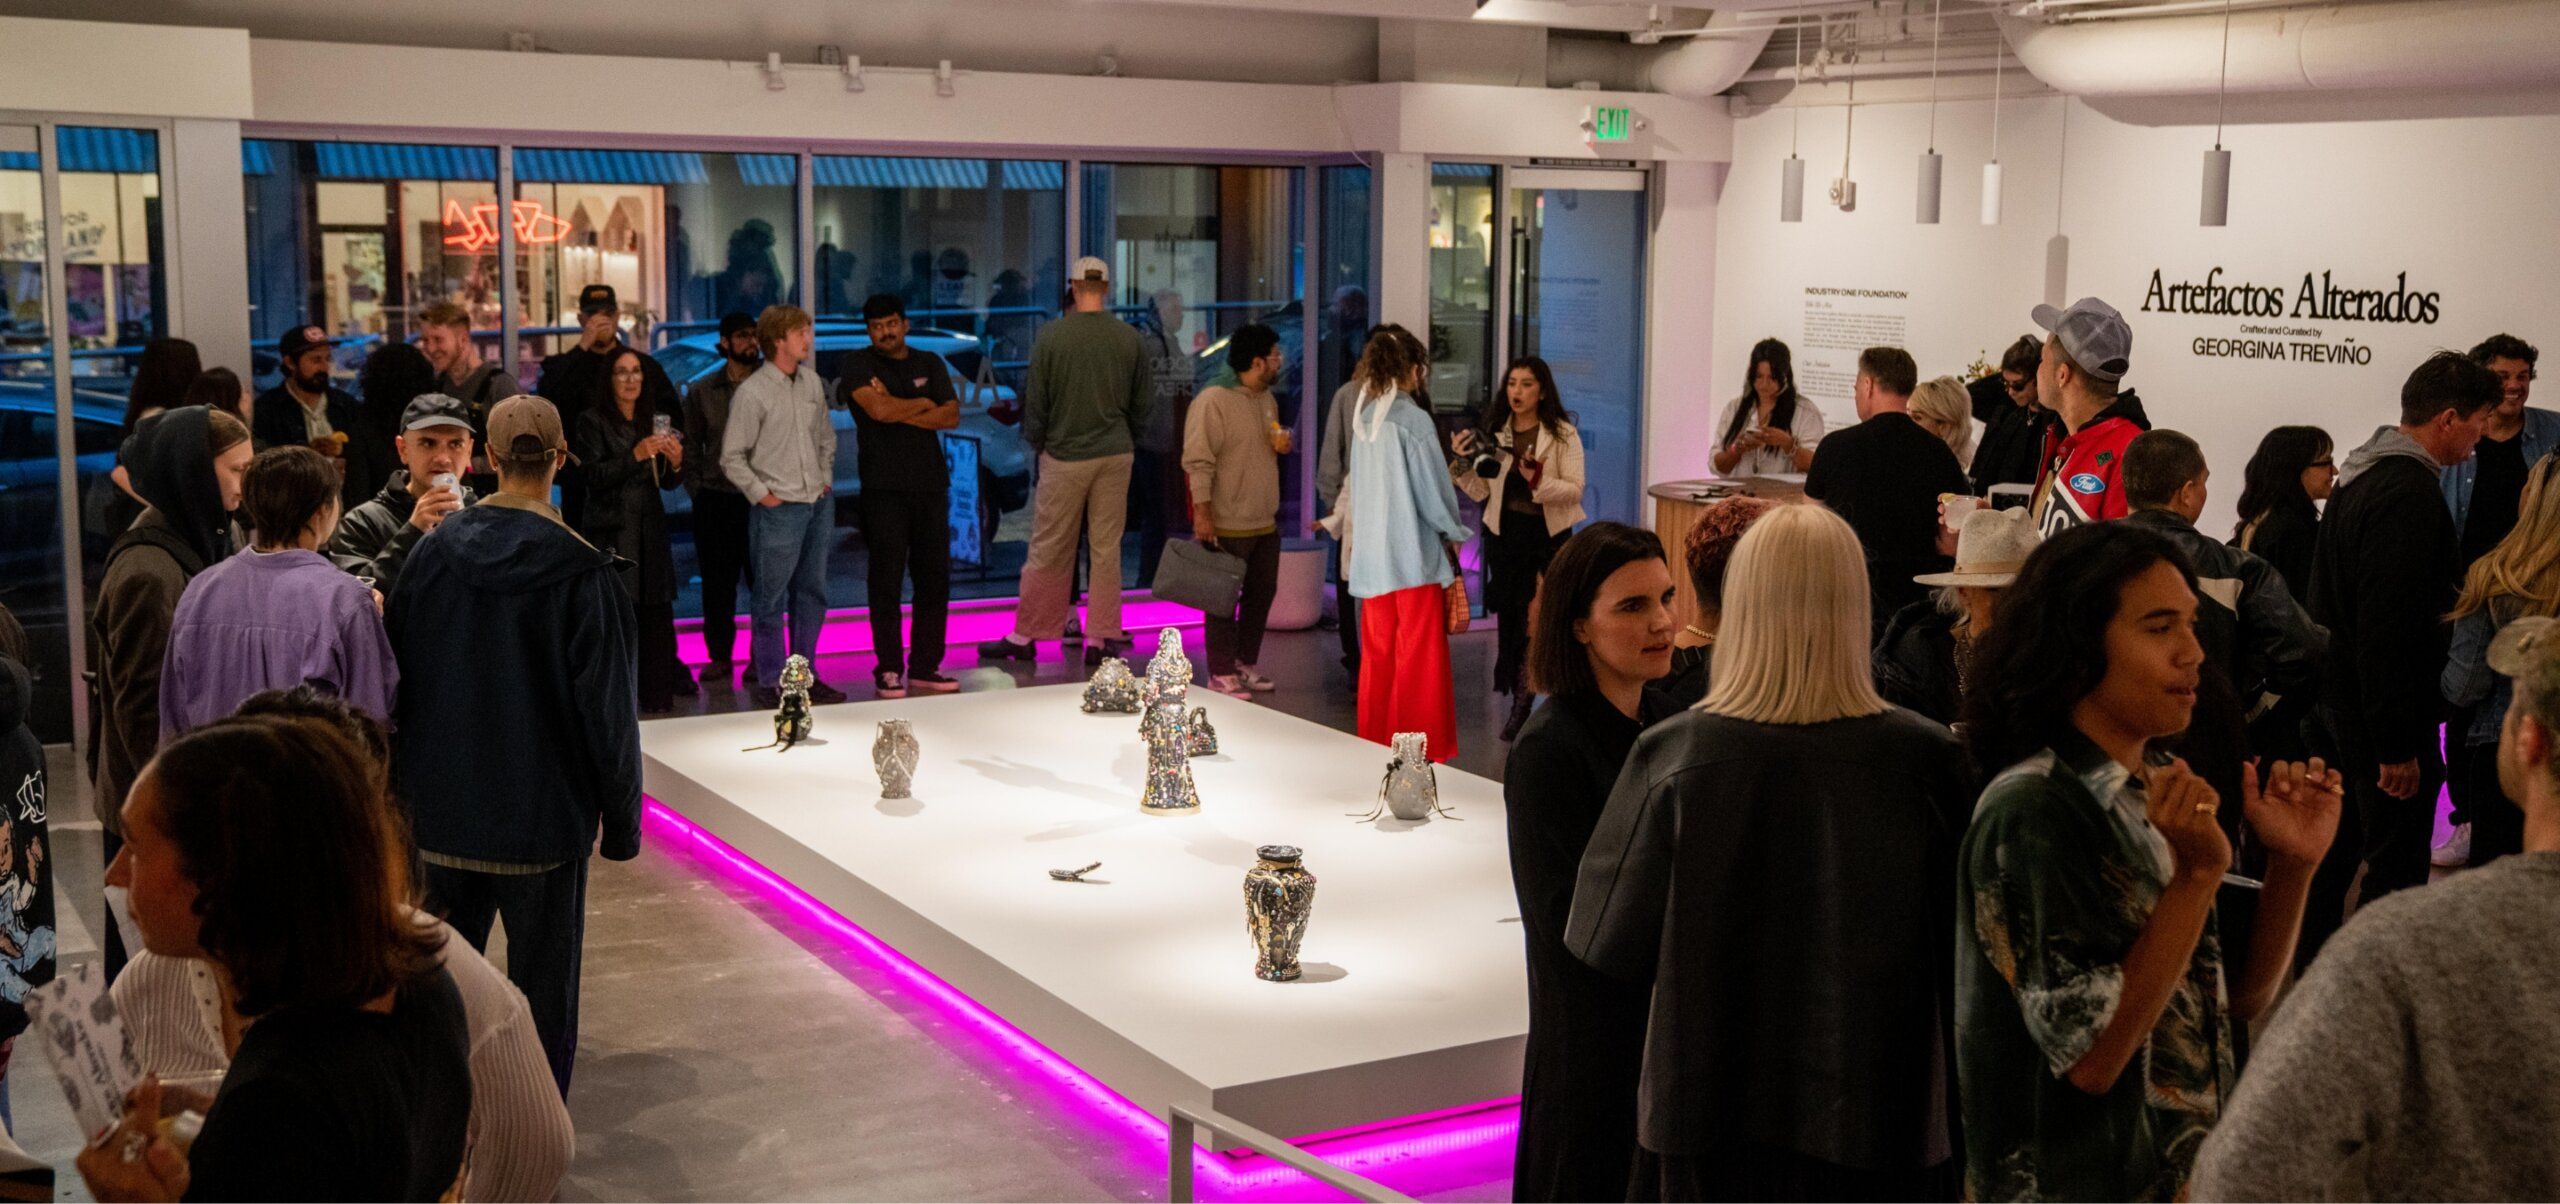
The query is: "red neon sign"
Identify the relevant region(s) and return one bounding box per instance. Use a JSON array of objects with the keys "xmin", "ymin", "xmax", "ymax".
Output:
[{"xmin": 441, "ymin": 198, "xmax": 572, "ymax": 253}]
